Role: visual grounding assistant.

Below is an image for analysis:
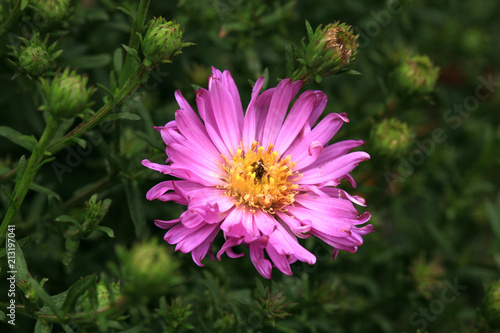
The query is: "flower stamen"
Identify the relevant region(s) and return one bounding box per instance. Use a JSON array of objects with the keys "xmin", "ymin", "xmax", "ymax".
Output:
[{"xmin": 221, "ymin": 141, "xmax": 299, "ymax": 213}]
